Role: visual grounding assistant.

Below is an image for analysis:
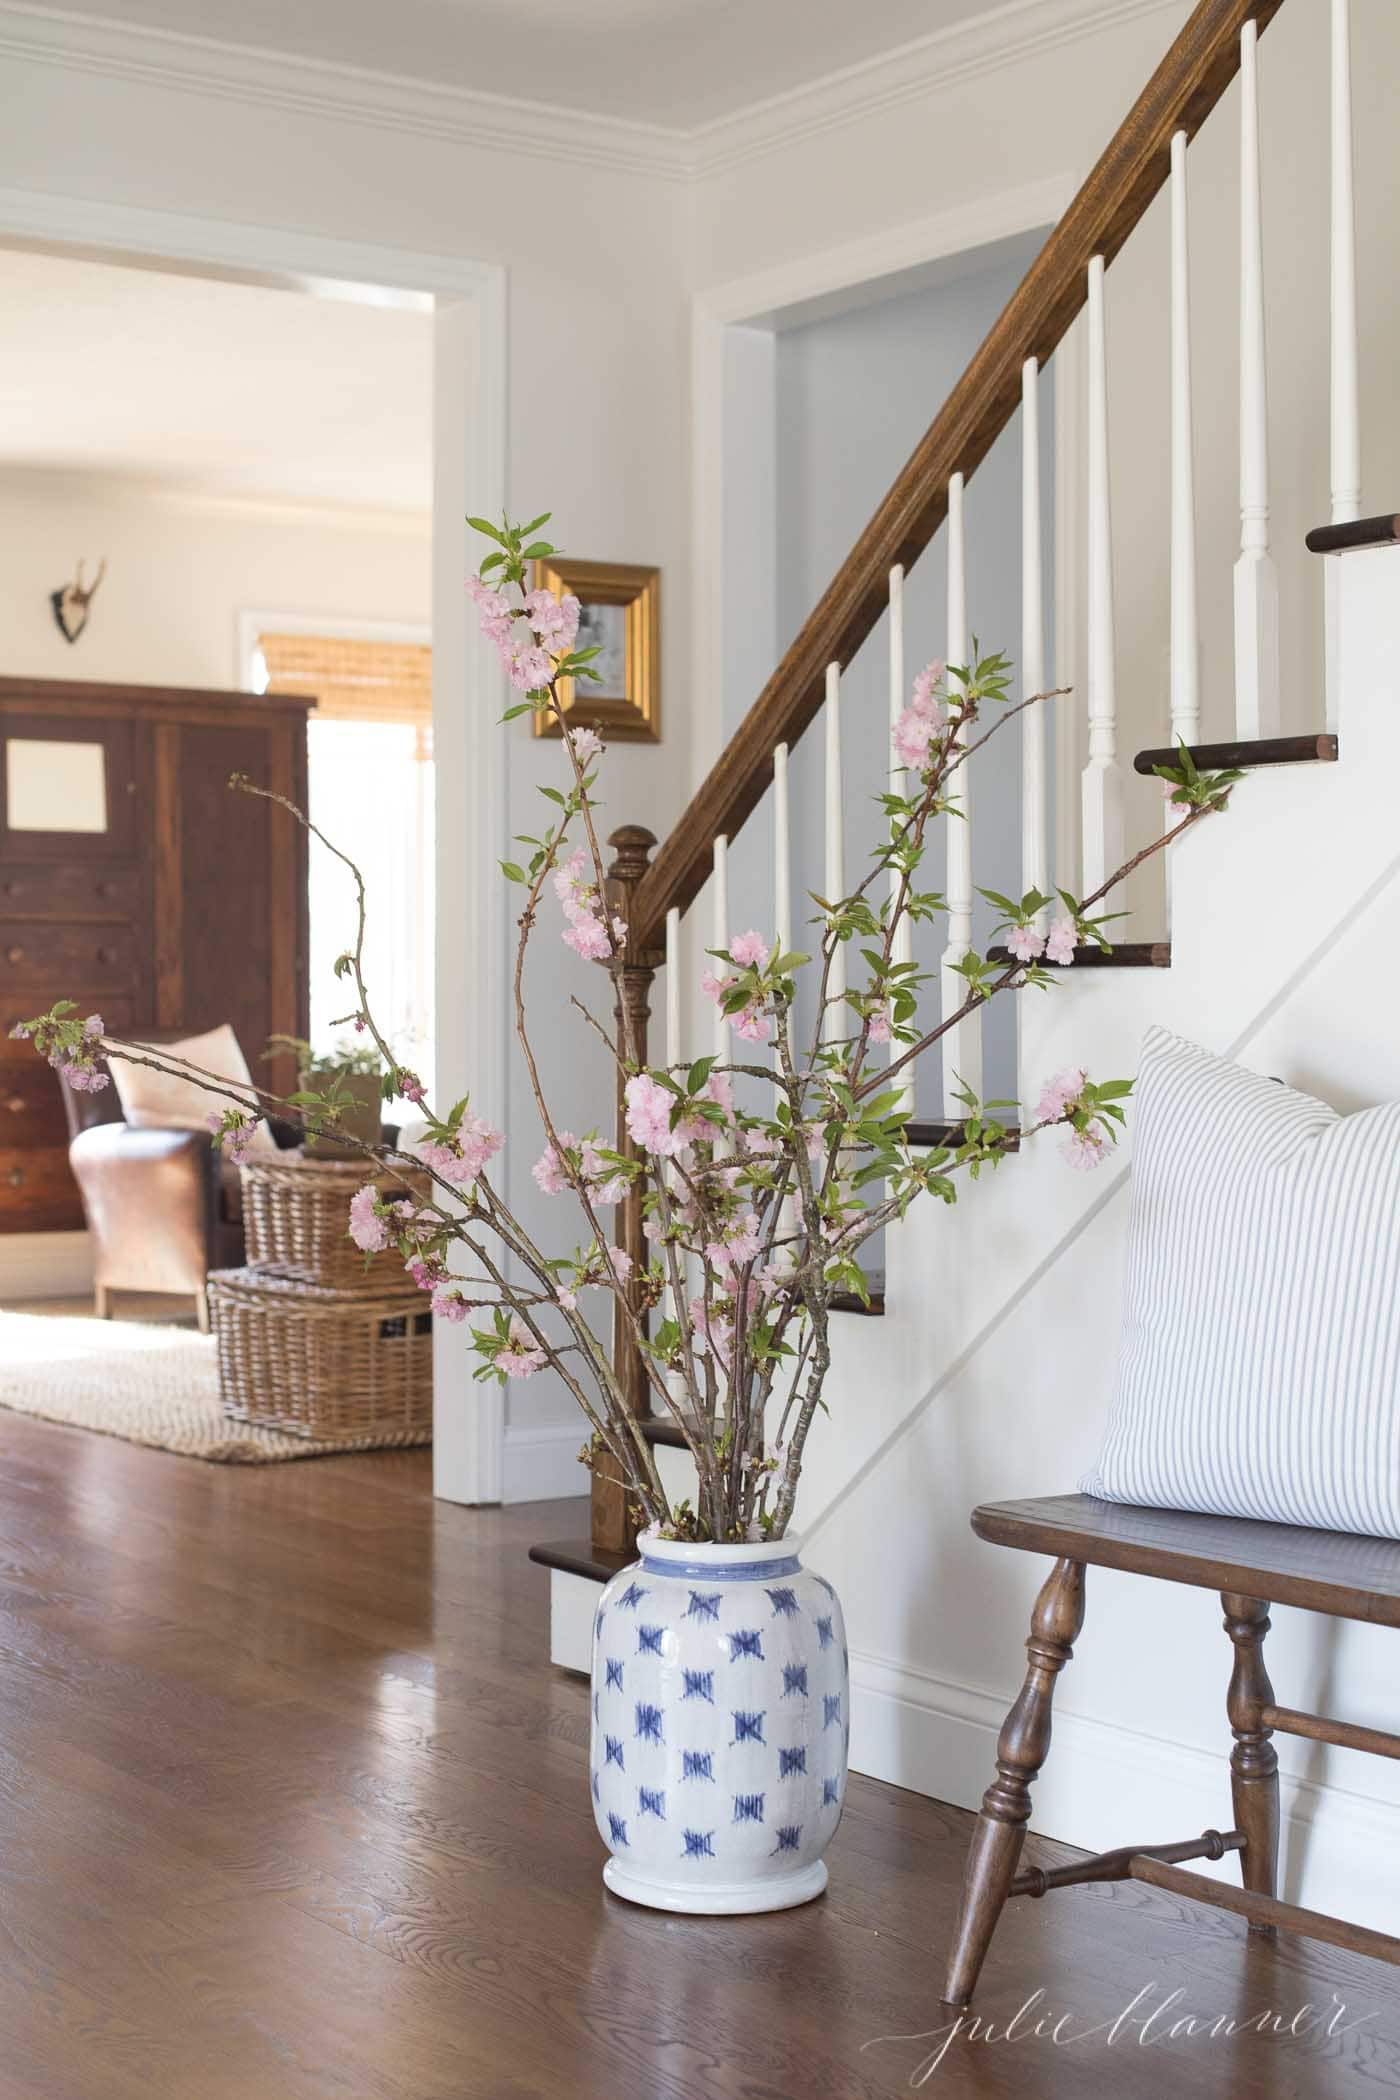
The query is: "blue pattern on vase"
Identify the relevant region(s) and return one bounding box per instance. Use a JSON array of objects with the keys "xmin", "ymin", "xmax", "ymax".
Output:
[{"xmin": 590, "ymin": 1539, "xmax": 849, "ymax": 1907}]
